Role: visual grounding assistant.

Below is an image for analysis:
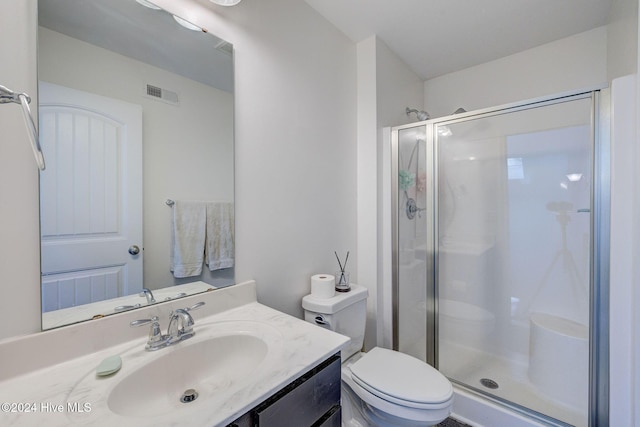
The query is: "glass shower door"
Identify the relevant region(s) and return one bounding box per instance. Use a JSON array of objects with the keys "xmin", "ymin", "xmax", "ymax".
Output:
[
  {"xmin": 395, "ymin": 125, "xmax": 430, "ymax": 361},
  {"xmin": 435, "ymin": 97, "xmax": 593, "ymax": 426}
]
